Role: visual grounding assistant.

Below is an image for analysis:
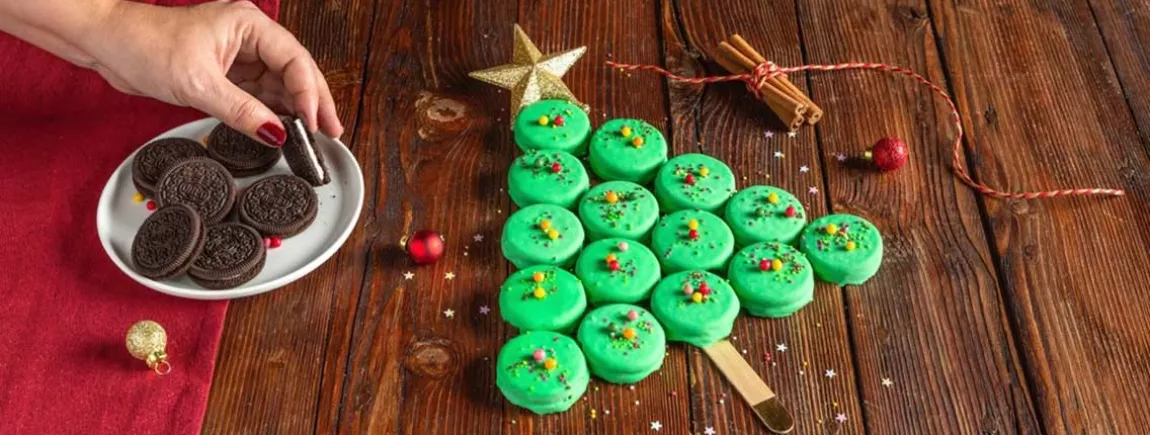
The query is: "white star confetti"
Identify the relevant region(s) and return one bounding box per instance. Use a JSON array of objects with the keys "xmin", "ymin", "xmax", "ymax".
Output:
[
  {"xmin": 776, "ymin": 343, "xmax": 788, "ymax": 352},
  {"xmin": 882, "ymin": 378, "xmax": 894, "ymax": 387},
  {"xmin": 764, "ymin": 131, "xmax": 775, "ymax": 139},
  {"xmin": 835, "ymin": 413, "xmax": 848, "ymax": 423},
  {"xmin": 835, "ymin": 153, "xmax": 847, "ymax": 162},
  {"xmin": 773, "ymin": 151, "xmax": 785, "ymax": 159},
  {"xmin": 445, "ymin": 272, "xmax": 456, "ymax": 280},
  {"xmin": 787, "ymin": 131, "xmax": 798, "ymax": 138},
  {"xmin": 705, "ymin": 427, "xmax": 716, "ymax": 435},
  {"xmin": 742, "ymin": 349, "xmax": 747, "ymax": 354},
  {"xmin": 808, "ymin": 187, "xmax": 819, "ymax": 195},
  {"xmin": 473, "ymin": 234, "xmax": 484, "ymax": 242},
  {"xmin": 403, "ymin": 271, "xmax": 414, "ymax": 280},
  {"xmin": 443, "ymin": 309, "xmax": 455, "ymax": 318},
  {"xmin": 825, "ymin": 369, "xmax": 837, "ymax": 378},
  {"xmin": 799, "ymin": 165, "xmax": 810, "ymax": 173},
  {"xmin": 479, "ymin": 305, "xmax": 490, "ymax": 315},
  {"xmin": 650, "ymin": 421, "xmax": 662, "ymax": 431}
]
